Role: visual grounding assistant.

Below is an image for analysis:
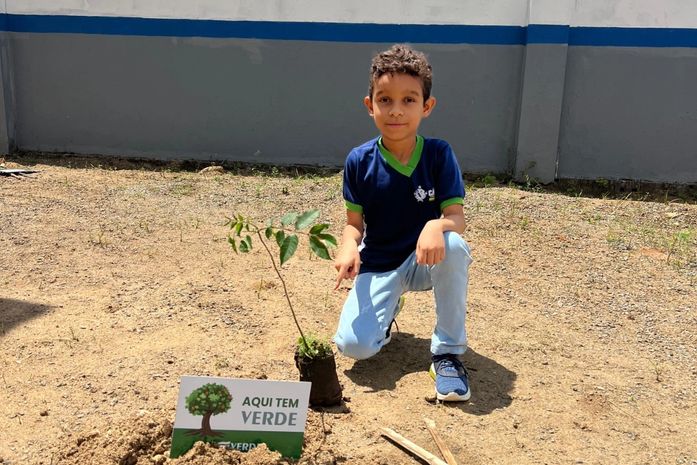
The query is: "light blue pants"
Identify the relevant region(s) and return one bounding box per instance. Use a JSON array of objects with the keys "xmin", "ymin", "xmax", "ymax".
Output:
[{"xmin": 334, "ymin": 232, "xmax": 472, "ymax": 360}]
